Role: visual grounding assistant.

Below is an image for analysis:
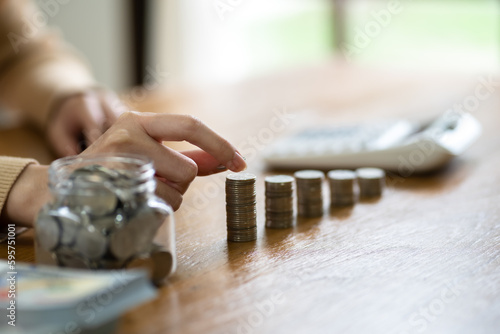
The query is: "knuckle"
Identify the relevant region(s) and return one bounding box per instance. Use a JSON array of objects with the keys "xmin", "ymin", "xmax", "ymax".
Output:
[
  {"xmin": 183, "ymin": 159, "xmax": 198, "ymax": 181},
  {"xmin": 182, "ymin": 115, "xmax": 203, "ymax": 135},
  {"xmin": 106, "ymin": 128, "xmax": 134, "ymax": 148},
  {"xmin": 170, "ymin": 194, "xmax": 183, "ymax": 211},
  {"xmin": 217, "ymin": 138, "xmax": 233, "ymax": 157},
  {"xmin": 117, "ymin": 110, "xmax": 138, "ymax": 123}
]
